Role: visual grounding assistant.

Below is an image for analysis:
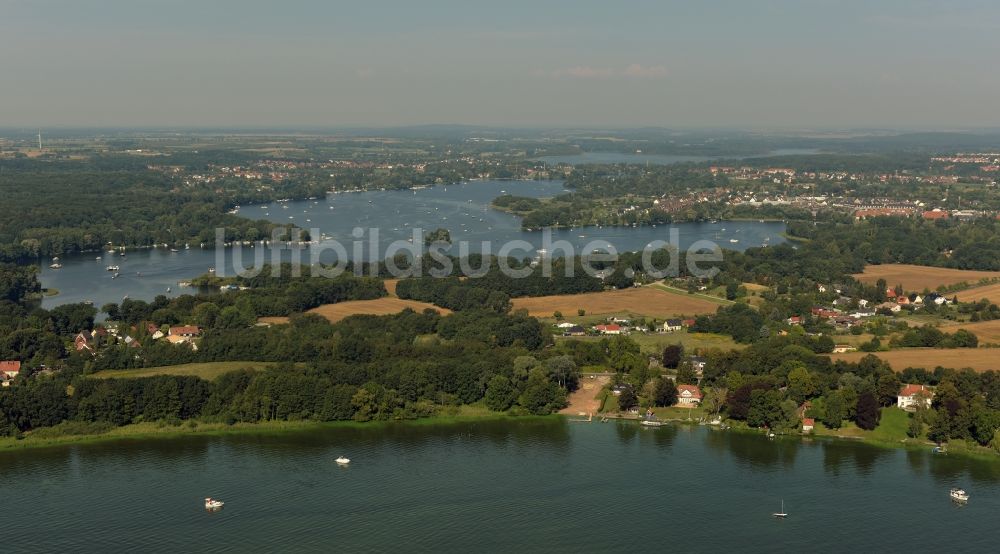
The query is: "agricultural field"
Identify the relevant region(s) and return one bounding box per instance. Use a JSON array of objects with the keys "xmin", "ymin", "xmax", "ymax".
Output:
[
  {"xmin": 830, "ymin": 348, "xmax": 1000, "ymax": 372},
  {"xmin": 511, "ymin": 287, "xmax": 721, "ymax": 319},
  {"xmin": 853, "ymin": 264, "xmax": 1000, "ymax": 292},
  {"xmin": 939, "ymin": 319, "xmax": 1000, "ymax": 345},
  {"xmin": 956, "ymin": 281, "xmax": 1000, "ymax": 304},
  {"xmin": 307, "ymin": 298, "xmax": 451, "ymax": 323}
]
